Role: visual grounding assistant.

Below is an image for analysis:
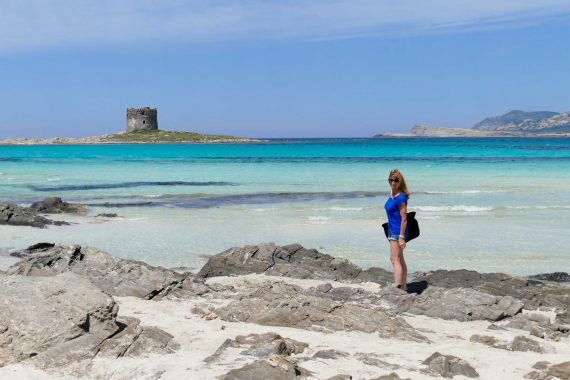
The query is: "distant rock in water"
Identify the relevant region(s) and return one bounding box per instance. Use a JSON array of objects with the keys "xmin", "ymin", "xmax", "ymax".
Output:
[
  {"xmin": 0, "ymin": 197, "xmax": 84, "ymax": 228},
  {"xmin": 472, "ymin": 110, "xmax": 570, "ymax": 133},
  {"xmin": 0, "ymin": 202, "xmax": 68, "ymax": 228},
  {"xmin": 28, "ymin": 196, "xmax": 84, "ymax": 215},
  {"xmin": 95, "ymin": 213, "xmax": 120, "ymax": 218},
  {"xmin": 410, "ymin": 125, "xmax": 494, "ymax": 137}
]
